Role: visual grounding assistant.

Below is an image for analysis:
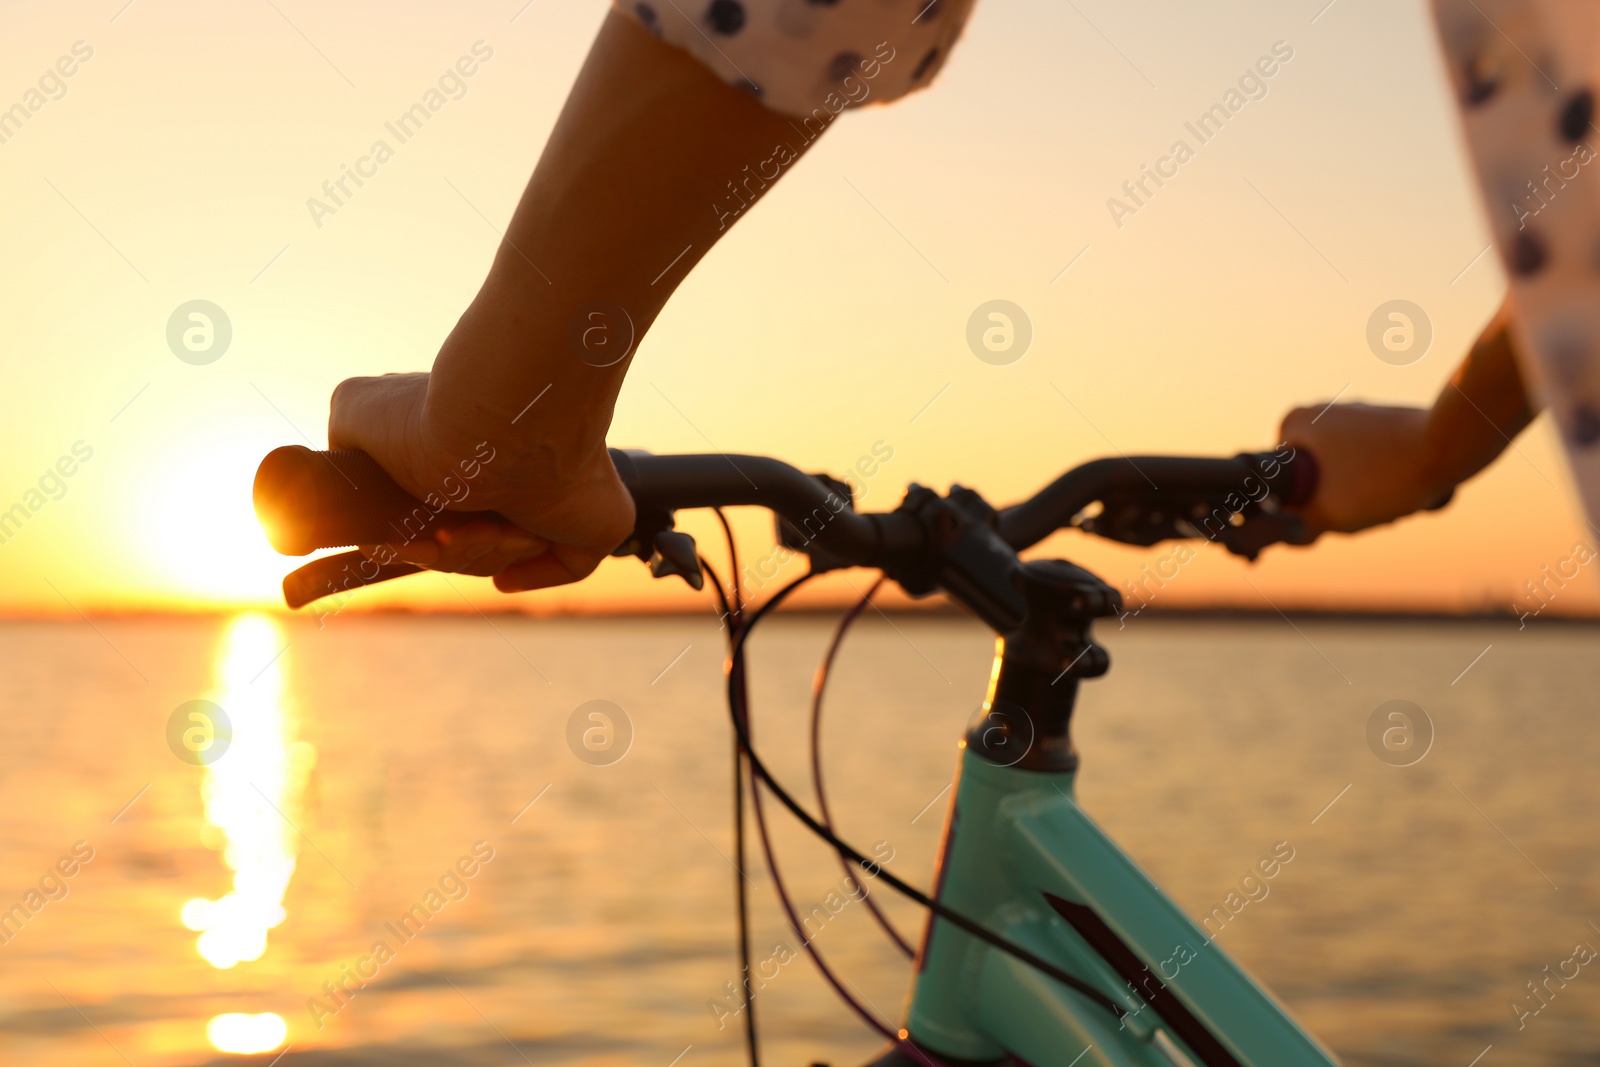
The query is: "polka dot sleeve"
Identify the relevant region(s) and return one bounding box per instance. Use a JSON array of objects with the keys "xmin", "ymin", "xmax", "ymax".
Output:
[
  {"xmin": 1431, "ymin": 0, "xmax": 1600, "ymax": 522},
  {"xmin": 618, "ymin": 0, "xmax": 976, "ymax": 118}
]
